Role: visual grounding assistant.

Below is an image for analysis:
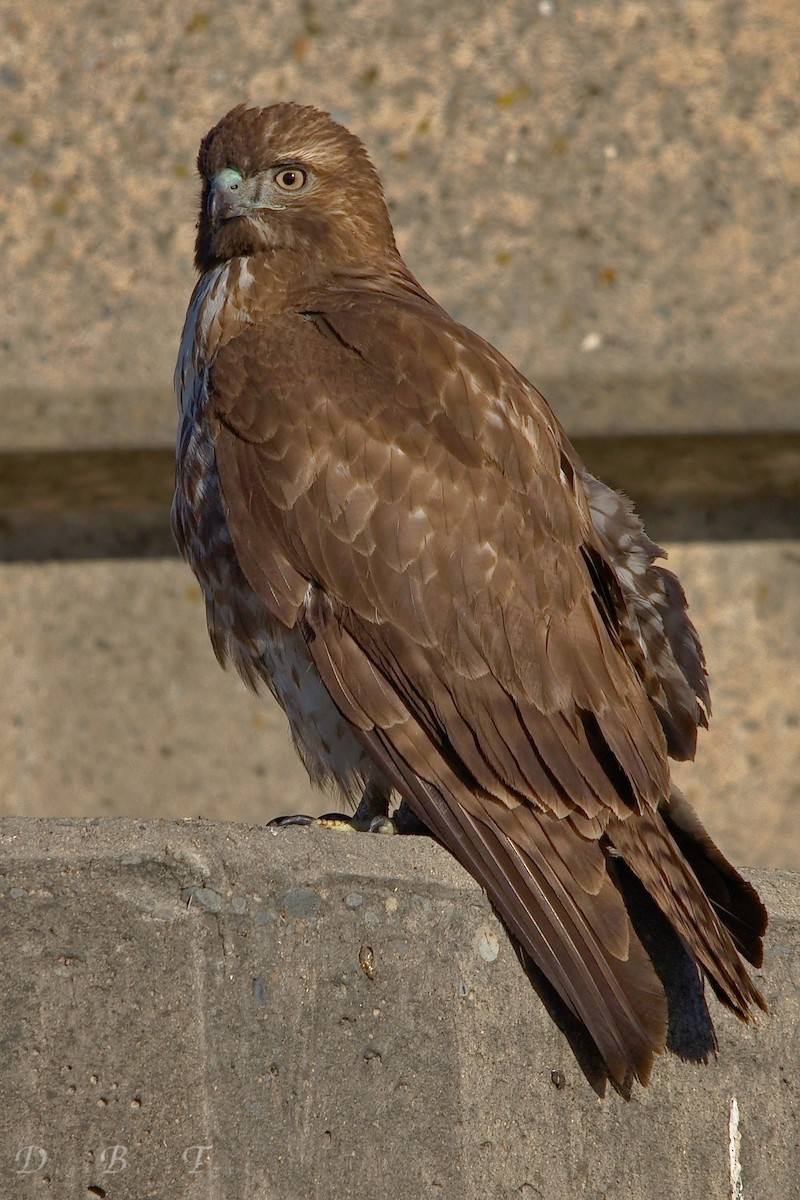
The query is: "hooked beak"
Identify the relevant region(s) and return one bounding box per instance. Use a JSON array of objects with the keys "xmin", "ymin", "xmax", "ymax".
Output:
[{"xmin": 207, "ymin": 168, "xmax": 248, "ymax": 225}]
